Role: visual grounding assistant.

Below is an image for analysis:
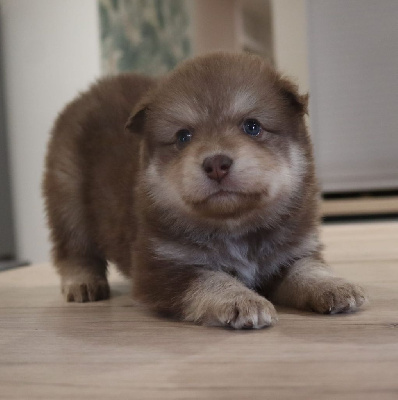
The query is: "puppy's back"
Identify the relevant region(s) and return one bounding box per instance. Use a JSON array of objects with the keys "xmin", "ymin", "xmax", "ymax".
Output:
[{"xmin": 43, "ymin": 73, "xmax": 156, "ymax": 276}]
